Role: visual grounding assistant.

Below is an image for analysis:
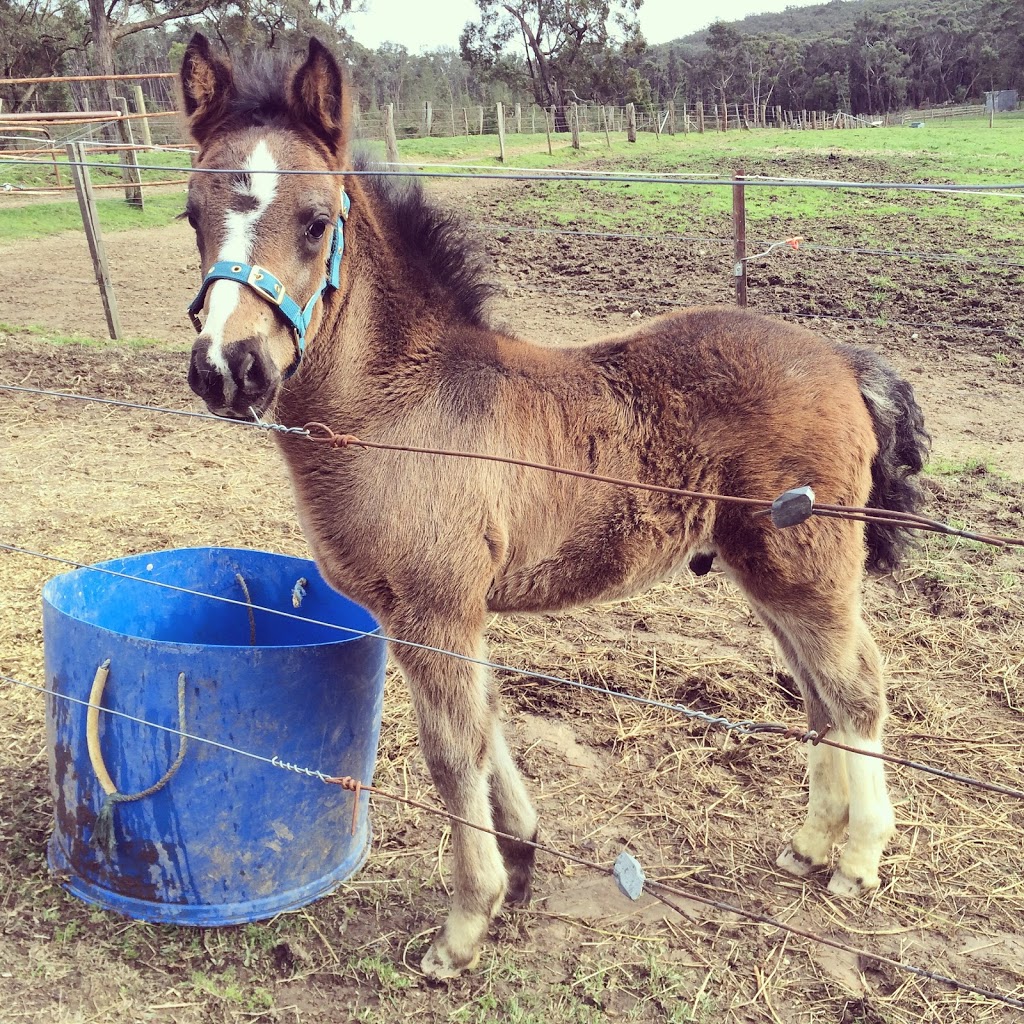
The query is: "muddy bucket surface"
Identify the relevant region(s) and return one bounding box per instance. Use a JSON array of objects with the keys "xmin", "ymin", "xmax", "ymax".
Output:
[{"xmin": 43, "ymin": 546, "xmax": 387, "ymax": 926}]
